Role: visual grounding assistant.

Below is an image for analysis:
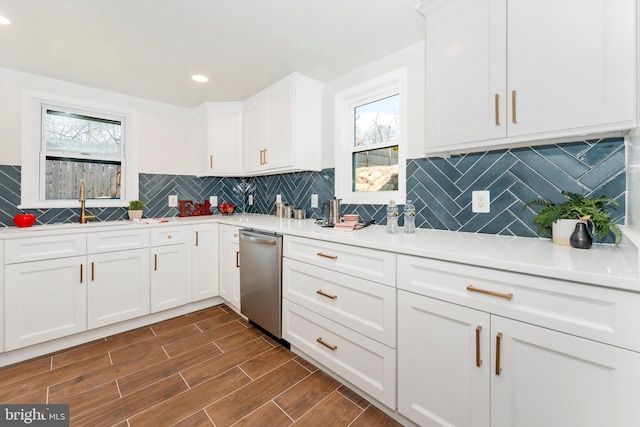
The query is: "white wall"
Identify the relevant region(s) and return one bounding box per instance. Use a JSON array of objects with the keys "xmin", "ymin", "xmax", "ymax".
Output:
[
  {"xmin": 0, "ymin": 67, "xmax": 200, "ymax": 175},
  {"xmin": 320, "ymin": 41, "xmax": 425, "ymax": 168}
]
